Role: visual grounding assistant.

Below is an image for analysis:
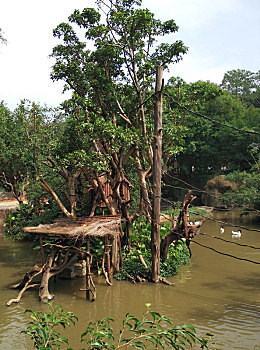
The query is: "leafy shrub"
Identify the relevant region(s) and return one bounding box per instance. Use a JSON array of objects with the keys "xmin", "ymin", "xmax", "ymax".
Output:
[
  {"xmin": 116, "ymin": 217, "xmax": 190, "ymax": 281},
  {"xmin": 22, "ymin": 303, "xmax": 77, "ymax": 349},
  {"xmin": 22, "ymin": 303, "xmax": 211, "ymax": 349},
  {"xmin": 3, "ymin": 201, "xmax": 61, "ymax": 240},
  {"xmin": 3, "ymin": 204, "xmax": 39, "ymax": 240}
]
